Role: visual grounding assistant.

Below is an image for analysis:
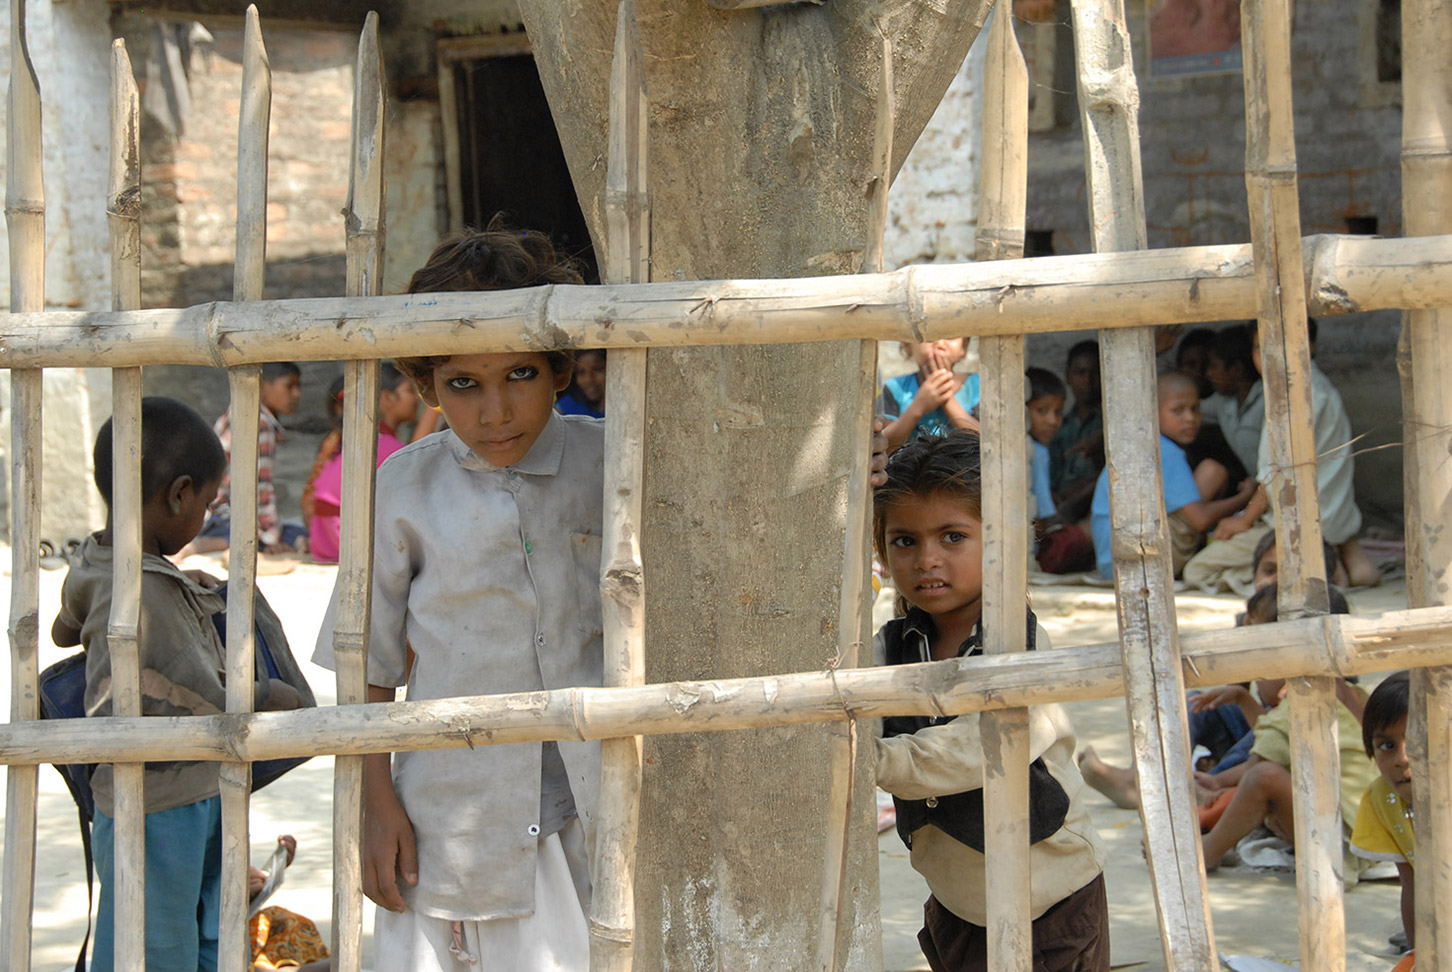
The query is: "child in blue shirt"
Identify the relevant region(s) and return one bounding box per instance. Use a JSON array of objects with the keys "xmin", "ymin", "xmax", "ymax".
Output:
[
  {"xmin": 1026, "ymin": 367, "xmax": 1065, "ymax": 521},
  {"xmin": 1091, "ymin": 371, "xmax": 1255, "ymax": 578},
  {"xmin": 880, "ymin": 338, "xmax": 980, "ymax": 452}
]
